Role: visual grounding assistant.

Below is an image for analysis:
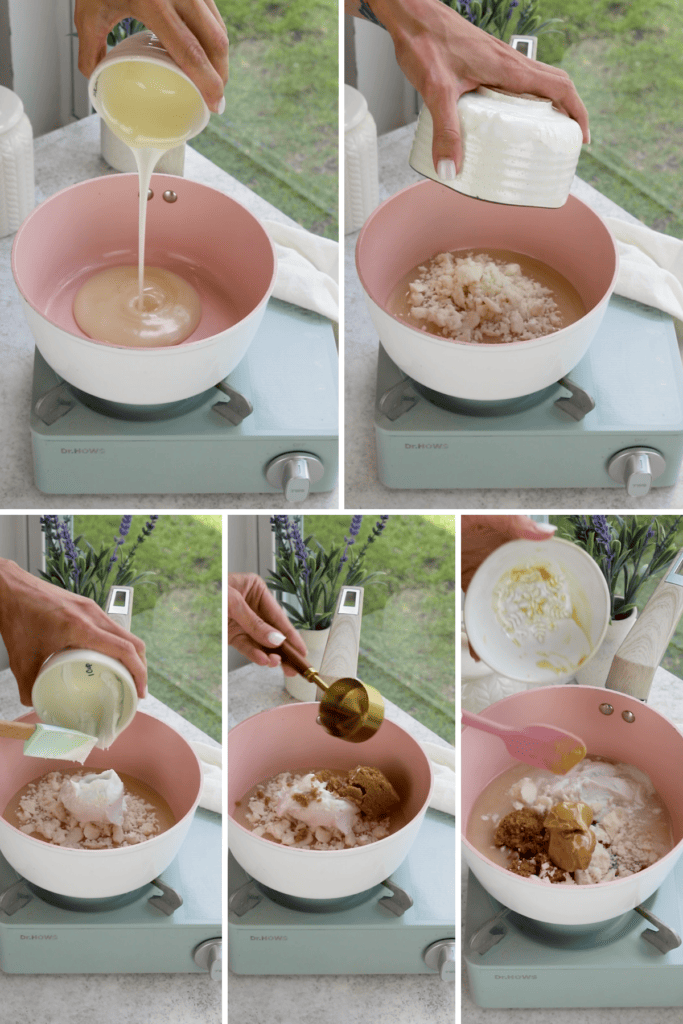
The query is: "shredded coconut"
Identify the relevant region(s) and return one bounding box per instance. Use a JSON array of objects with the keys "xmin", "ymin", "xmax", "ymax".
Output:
[
  {"xmin": 245, "ymin": 771, "xmax": 395, "ymax": 850},
  {"xmin": 14, "ymin": 770, "xmax": 161, "ymax": 849},
  {"xmin": 406, "ymin": 250, "xmax": 563, "ymax": 343}
]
